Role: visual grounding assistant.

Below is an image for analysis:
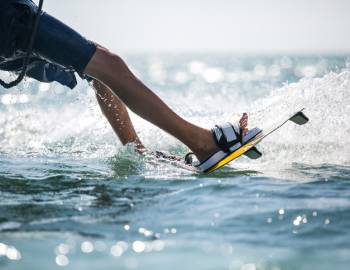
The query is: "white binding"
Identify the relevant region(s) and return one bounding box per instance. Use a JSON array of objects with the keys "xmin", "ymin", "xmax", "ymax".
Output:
[
  {"xmin": 197, "ymin": 127, "xmax": 262, "ymax": 172},
  {"xmin": 197, "ymin": 150, "xmax": 226, "ymax": 172},
  {"xmin": 221, "ymin": 123, "xmax": 238, "ymax": 142}
]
